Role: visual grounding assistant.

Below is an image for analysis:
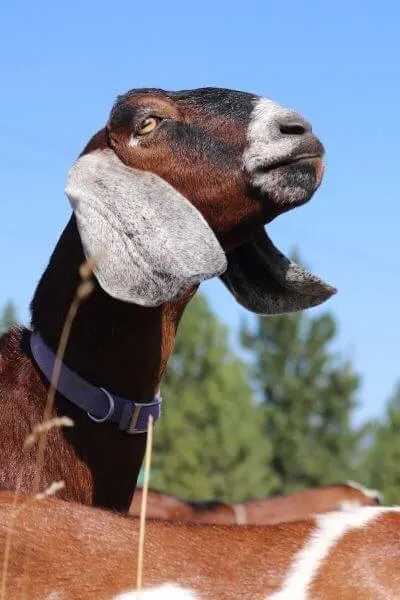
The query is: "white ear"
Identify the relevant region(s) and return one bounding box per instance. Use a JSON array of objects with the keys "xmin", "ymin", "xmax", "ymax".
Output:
[{"xmin": 65, "ymin": 149, "xmax": 227, "ymax": 305}]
